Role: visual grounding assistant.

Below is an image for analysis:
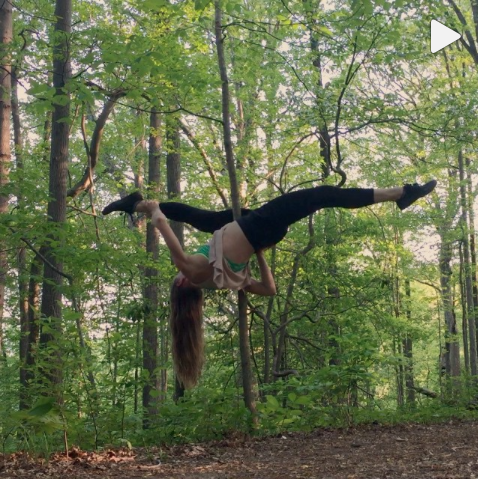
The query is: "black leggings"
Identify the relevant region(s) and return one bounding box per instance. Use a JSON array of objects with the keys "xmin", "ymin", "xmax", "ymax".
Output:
[{"xmin": 160, "ymin": 185, "xmax": 374, "ymax": 251}]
